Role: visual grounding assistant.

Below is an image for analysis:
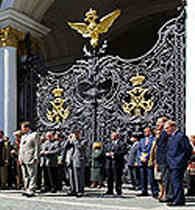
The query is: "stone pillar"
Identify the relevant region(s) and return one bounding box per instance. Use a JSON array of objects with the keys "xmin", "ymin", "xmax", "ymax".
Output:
[
  {"xmin": 0, "ymin": 26, "xmax": 18, "ymax": 137},
  {"xmin": 186, "ymin": 1, "xmax": 195, "ymax": 136},
  {"xmin": 0, "ymin": 46, "xmax": 17, "ymax": 136},
  {"xmin": 0, "ymin": 8, "xmax": 50, "ymax": 137}
]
